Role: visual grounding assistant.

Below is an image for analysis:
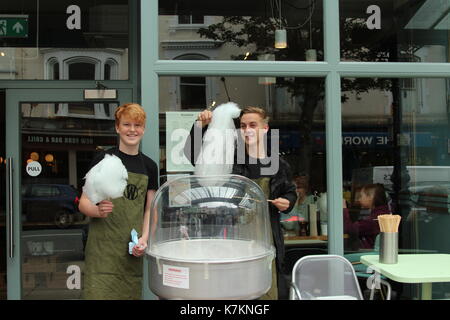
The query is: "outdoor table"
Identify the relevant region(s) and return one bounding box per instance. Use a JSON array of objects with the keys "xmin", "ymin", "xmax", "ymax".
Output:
[{"xmin": 361, "ymin": 254, "xmax": 450, "ymax": 300}]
